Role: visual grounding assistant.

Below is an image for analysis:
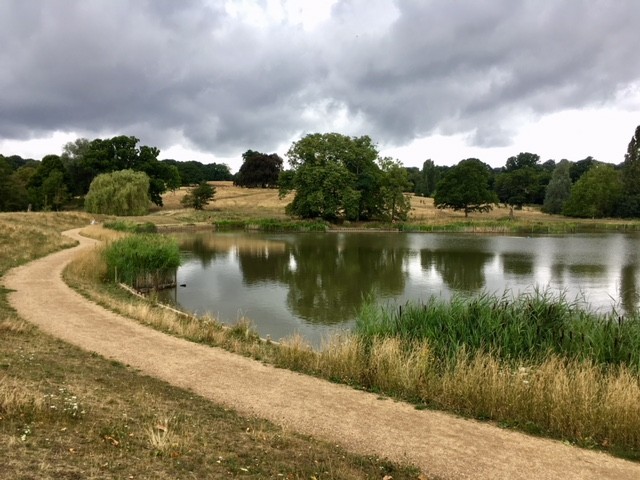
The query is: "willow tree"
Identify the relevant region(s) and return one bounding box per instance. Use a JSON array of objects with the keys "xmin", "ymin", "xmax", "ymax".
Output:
[{"xmin": 85, "ymin": 169, "xmax": 150, "ymax": 216}]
